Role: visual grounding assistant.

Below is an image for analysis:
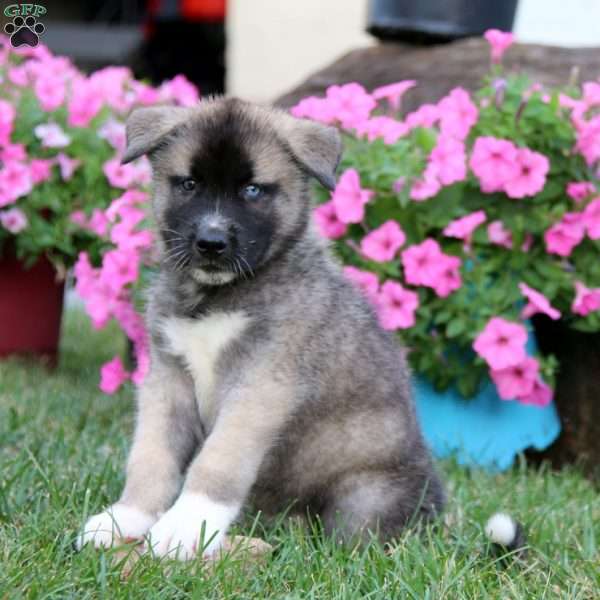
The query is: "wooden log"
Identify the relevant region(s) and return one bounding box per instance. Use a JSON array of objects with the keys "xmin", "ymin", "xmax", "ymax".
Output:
[{"xmin": 275, "ymin": 38, "xmax": 600, "ymax": 111}]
